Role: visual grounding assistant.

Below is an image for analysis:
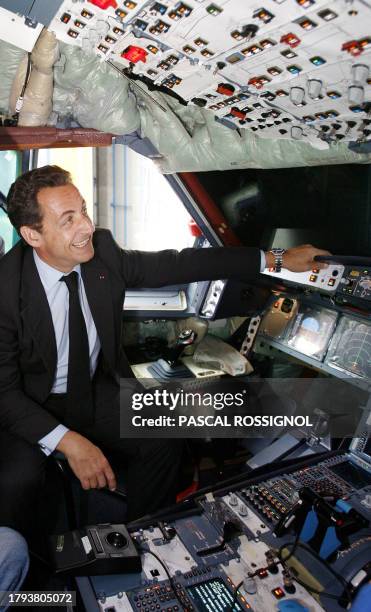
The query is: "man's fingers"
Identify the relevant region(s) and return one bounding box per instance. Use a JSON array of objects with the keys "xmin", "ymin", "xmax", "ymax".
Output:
[
  {"xmin": 80, "ymin": 473, "xmax": 107, "ymax": 490},
  {"xmin": 64, "ymin": 436, "xmax": 116, "ymax": 491},
  {"xmin": 104, "ymin": 465, "xmax": 117, "ymax": 491},
  {"xmin": 311, "ymin": 249, "xmax": 332, "ymax": 269},
  {"xmin": 283, "ymin": 245, "xmax": 334, "ymax": 273},
  {"xmin": 89, "ymin": 476, "xmax": 99, "ymax": 489},
  {"xmin": 81, "ymin": 478, "xmax": 91, "ymax": 490},
  {"xmin": 96, "ymin": 472, "xmax": 108, "ymax": 489}
]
